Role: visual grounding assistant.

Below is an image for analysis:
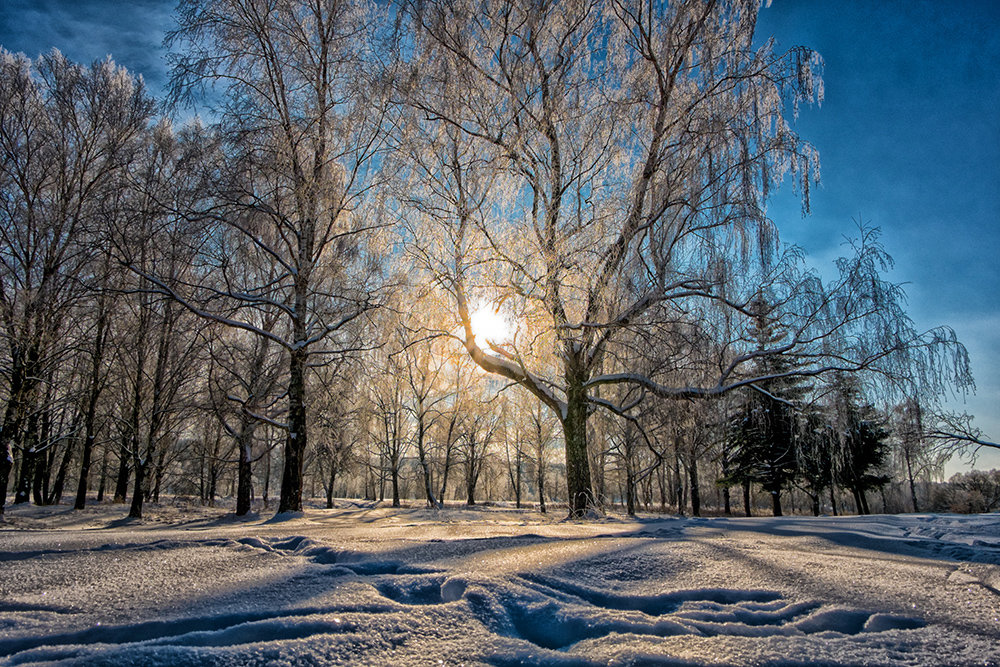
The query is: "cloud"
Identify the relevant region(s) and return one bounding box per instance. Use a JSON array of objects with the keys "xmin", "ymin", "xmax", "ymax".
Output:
[{"xmin": 0, "ymin": 0, "xmax": 174, "ymax": 94}]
